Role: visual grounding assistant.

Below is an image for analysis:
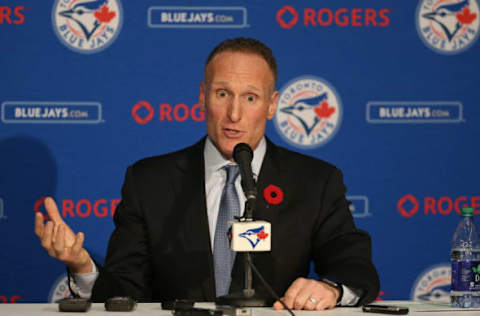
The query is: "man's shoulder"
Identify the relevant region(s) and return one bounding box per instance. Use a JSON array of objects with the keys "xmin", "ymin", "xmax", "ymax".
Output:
[
  {"xmin": 129, "ymin": 139, "xmax": 203, "ymax": 174},
  {"xmin": 269, "ymin": 141, "xmax": 338, "ymax": 173}
]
